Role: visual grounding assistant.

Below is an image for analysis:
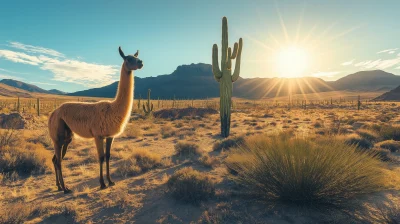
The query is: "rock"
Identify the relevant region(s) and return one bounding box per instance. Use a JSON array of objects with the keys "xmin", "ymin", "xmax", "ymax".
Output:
[{"xmin": 0, "ymin": 113, "xmax": 26, "ymax": 129}]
